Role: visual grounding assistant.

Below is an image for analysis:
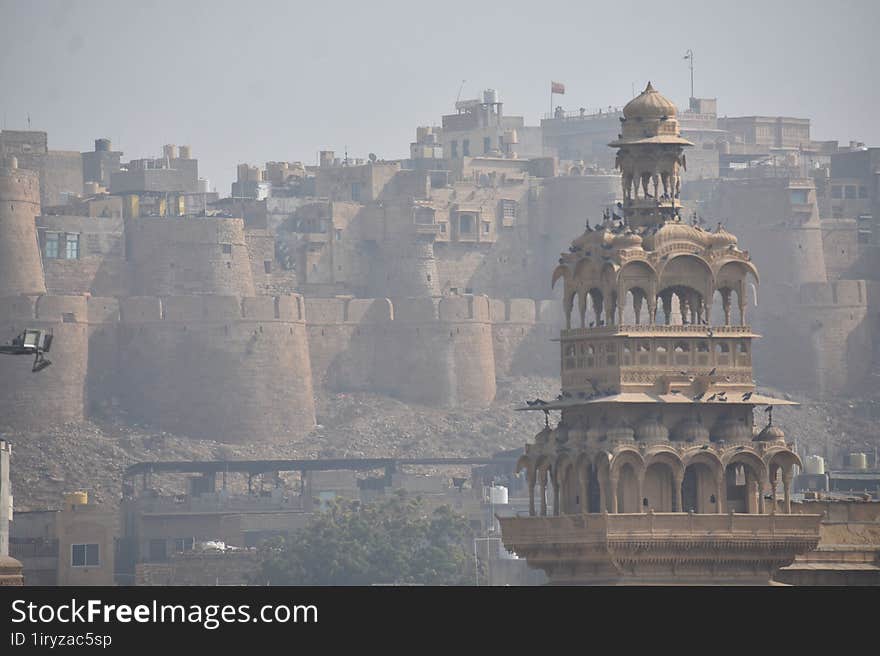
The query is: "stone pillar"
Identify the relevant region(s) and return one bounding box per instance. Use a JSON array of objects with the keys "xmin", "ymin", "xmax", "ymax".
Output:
[
  {"xmin": 552, "ymin": 472, "xmax": 560, "ymax": 516},
  {"xmin": 782, "ymin": 469, "xmax": 793, "ymax": 514},
  {"xmin": 637, "ymin": 476, "xmax": 645, "ymax": 513},
  {"xmin": 721, "ymin": 289, "xmax": 731, "ymax": 326},
  {"xmin": 661, "ymin": 291, "xmax": 673, "ymax": 325},
  {"xmin": 609, "ymin": 473, "xmax": 619, "ymax": 514},
  {"xmin": 633, "ymin": 292, "xmax": 643, "ymax": 325},
  {"xmin": 715, "ymin": 476, "xmax": 724, "ymax": 513},
  {"xmin": 579, "ymin": 469, "xmax": 589, "ymax": 514},
  {"xmin": 673, "ymin": 472, "xmax": 683, "ymax": 513},
  {"xmin": 769, "ymin": 468, "xmax": 778, "ymax": 515},
  {"xmin": 578, "ymin": 291, "xmax": 587, "ymax": 329},
  {"xmin": 527, "ymin": 468, "xmax": 536, "ymax": 517},
  {"xmin": 538, "ymin": 470, "xmax": 548, "ymax": 517}
]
